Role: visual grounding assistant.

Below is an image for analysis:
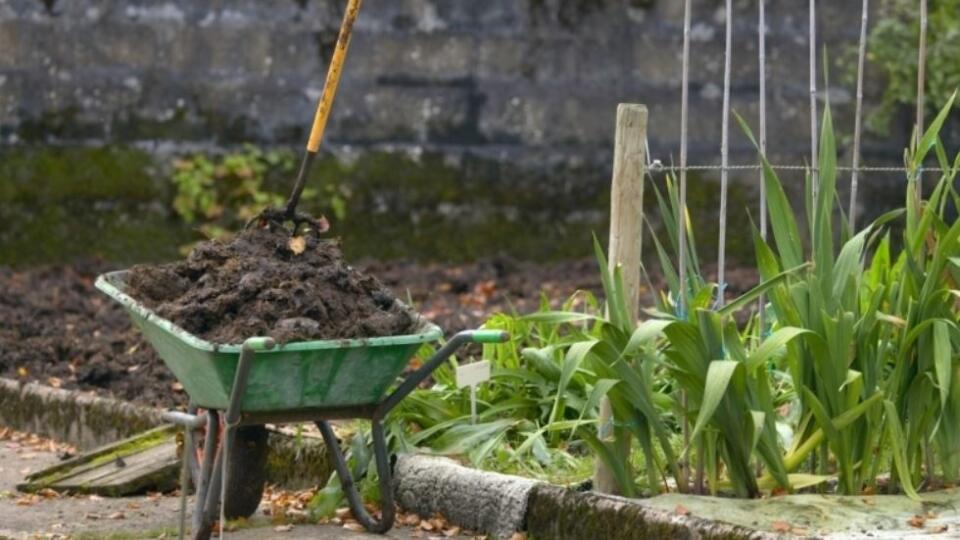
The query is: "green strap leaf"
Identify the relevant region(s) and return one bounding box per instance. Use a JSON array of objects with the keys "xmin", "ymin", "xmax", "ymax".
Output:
[
  {"xmin": 746, "ymin": 327, "xmax": 812, "ymax": 372},
  {"xmin": 883, "ymin": 400, "xmax": 921, "ymax": 501},
  {"xmin": 719, "ymin": 262, "xmax": 810, "ymax": 317},
  {"xmin": 933, "ymin": 321, "xmax": 952, "ymax": 409},
  {"xmin": 912, "ymin": 90, "xmax": 957, "ymax": 172},
  {"xmin": 520, "ymin": 311, "xmax": 596, "ymax": 324},
  {"xmin": 622, "ymin": 319, "xmax": 674, "ymax": 358},
  {"xmin": 688, "ymin": 360, "xmax": 741, "ymax": 448}
]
